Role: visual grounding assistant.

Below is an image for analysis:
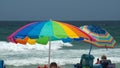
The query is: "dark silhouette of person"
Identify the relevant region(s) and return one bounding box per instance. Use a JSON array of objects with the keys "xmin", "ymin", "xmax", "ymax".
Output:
[
  {"xmin": 50, "ymin": 62, "xmax": 58, "ymax": 68},
  {"xmin": 100, "ymin": 55, "xmax": 111, "ymax": 68}
]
